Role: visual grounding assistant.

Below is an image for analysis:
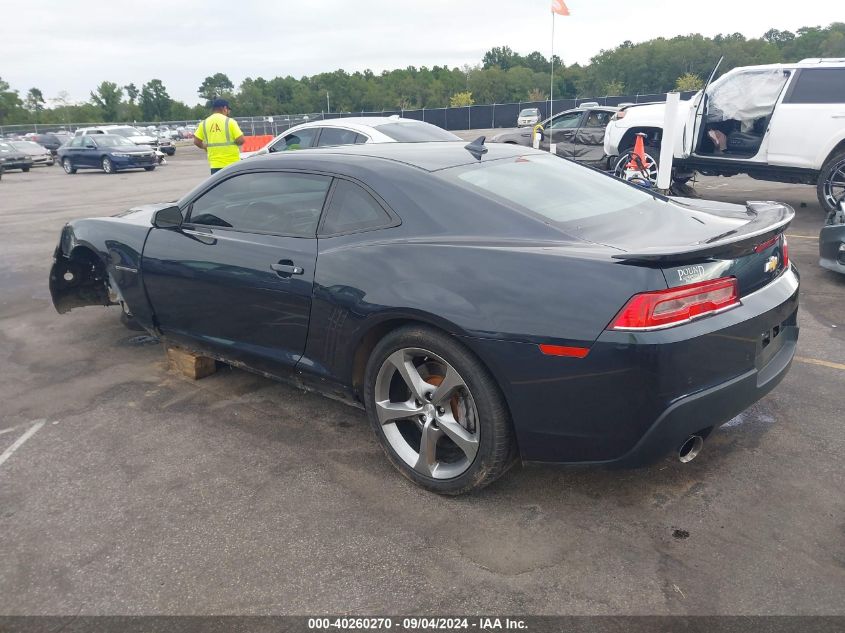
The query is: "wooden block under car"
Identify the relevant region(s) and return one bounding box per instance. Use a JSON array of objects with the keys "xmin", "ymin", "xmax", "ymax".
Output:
[{"xmin": 166, "ymin": 346, "xmax": 217, "ymax": 380}]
